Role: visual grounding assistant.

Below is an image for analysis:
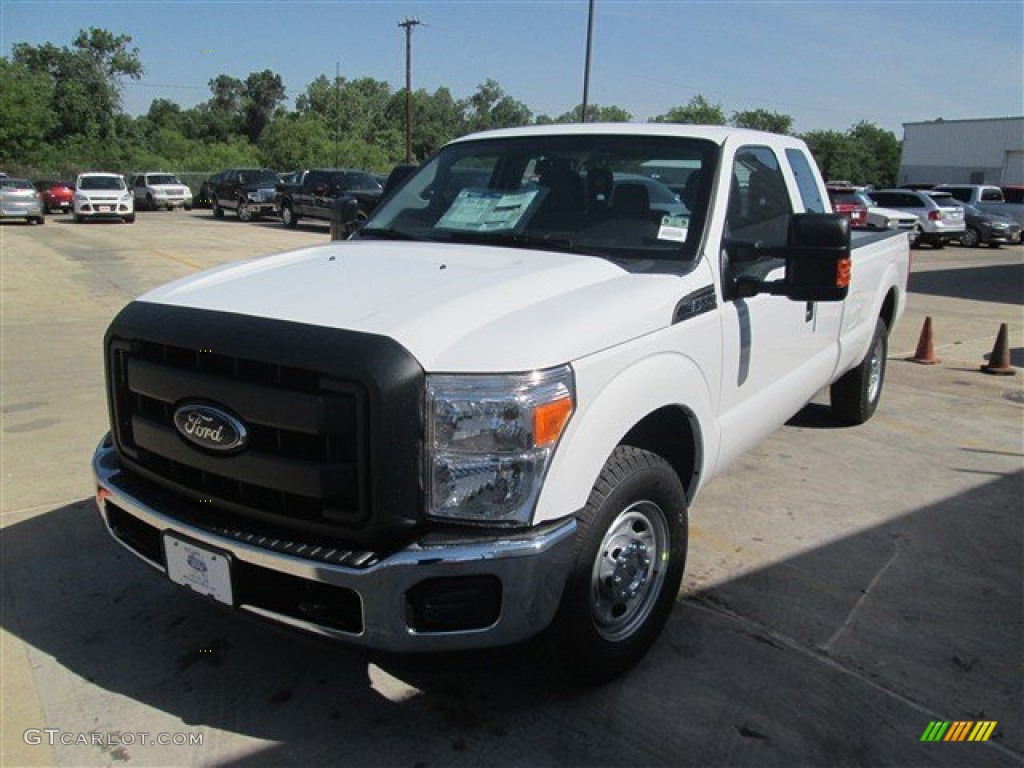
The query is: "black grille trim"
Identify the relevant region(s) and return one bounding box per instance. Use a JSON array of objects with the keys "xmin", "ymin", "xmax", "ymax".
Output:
[{"xmin": 105, "ymin": 301, "xmax": 425, "ymax": 550}]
